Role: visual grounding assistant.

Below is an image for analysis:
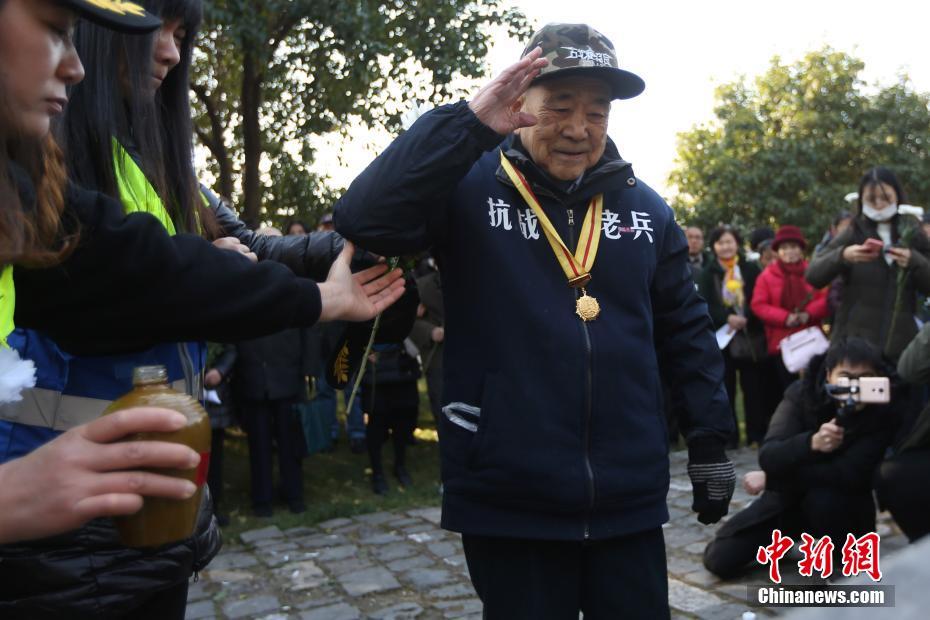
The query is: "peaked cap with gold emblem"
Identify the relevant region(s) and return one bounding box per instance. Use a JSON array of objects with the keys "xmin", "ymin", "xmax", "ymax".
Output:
[{"xmin": 60, "ymin": 0, "xmax": 162, "ymax": 33}]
